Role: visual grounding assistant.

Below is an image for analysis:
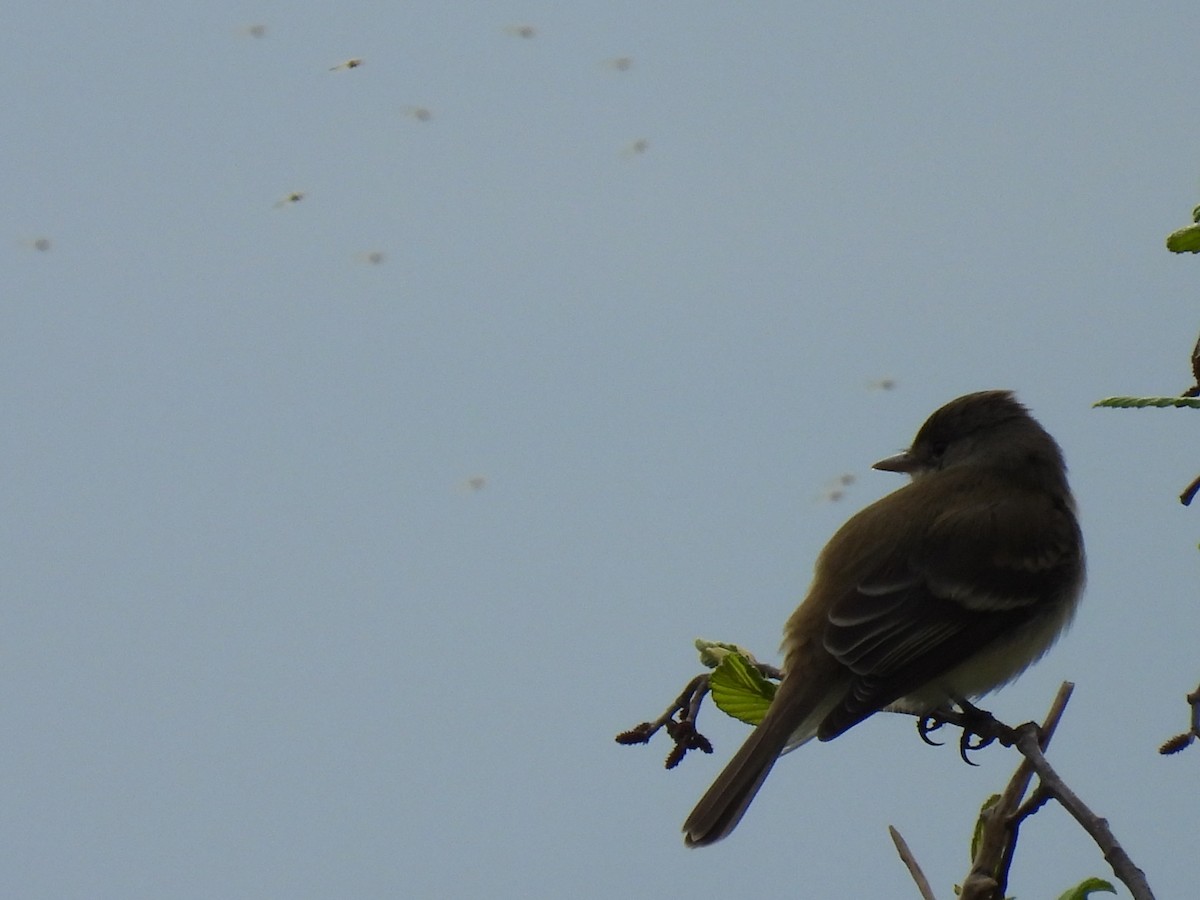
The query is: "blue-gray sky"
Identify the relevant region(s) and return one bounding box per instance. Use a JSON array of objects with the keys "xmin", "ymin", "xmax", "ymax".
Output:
[{"xmin": 4, "ymin": 4, "xmax": 1199, "ymax": 897}]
